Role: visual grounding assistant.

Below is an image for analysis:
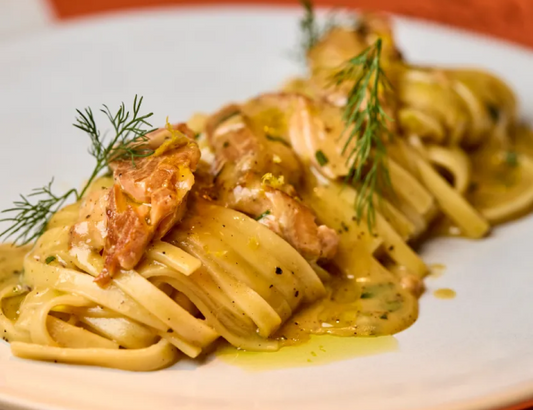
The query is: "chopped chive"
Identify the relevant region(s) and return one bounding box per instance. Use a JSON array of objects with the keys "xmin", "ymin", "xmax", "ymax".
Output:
[
  {"xmin": 255, "ymin": 210, "xmax": 271, "ymax": 220},
  {"xmin": 315, "ymin": 150, "xmax": 329, "ymax": 166},
  {"xmin": 486, "ymin": 103, "xmax": 500, "ymax": 122},
  {"xmin": 505, "ymin": 151, "xmax": 518, "ymax": 167},
  {"xmin": 266, "ymin": 134, "xmax": 291, "ymax": 147},
  {"xmin": 360, "ymin": 292, "xmax": 373, "ymax": 299},
  {"xmin": 45, "ymin": 256, "xmax": 56, "ymax": 264}
]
